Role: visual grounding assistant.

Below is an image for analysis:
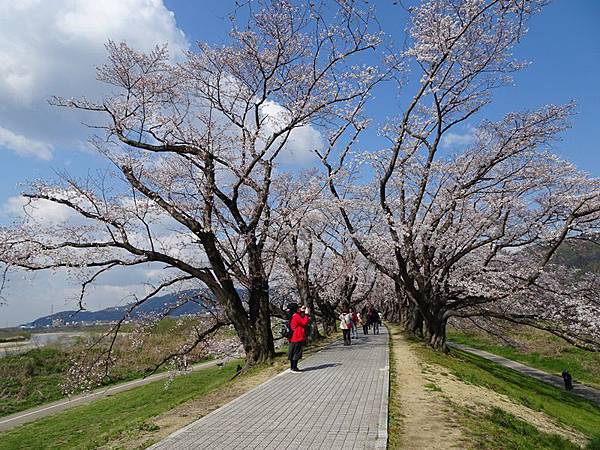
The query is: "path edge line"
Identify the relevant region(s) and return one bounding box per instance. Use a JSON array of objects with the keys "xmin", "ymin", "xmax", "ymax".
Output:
[{"xmin": 375, "ymin": 326, "xmax": 390, "ymax": 449}]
